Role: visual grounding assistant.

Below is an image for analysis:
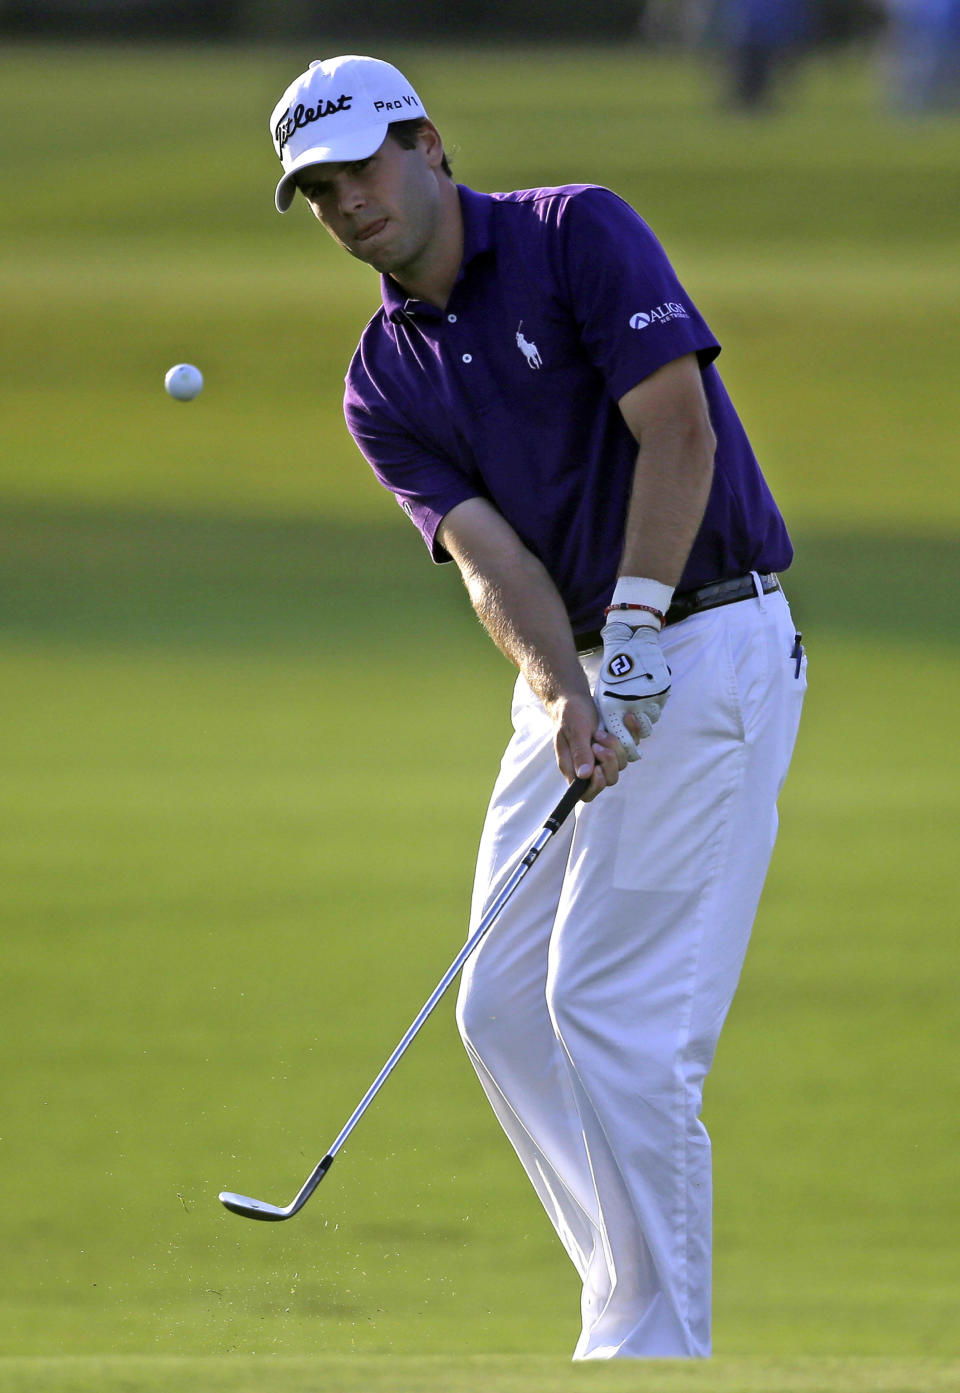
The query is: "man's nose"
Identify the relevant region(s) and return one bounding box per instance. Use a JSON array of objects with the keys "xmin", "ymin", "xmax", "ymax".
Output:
[{"xmin": 337, "ymin": 178, "xmax": 366, "ymax": 215}]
